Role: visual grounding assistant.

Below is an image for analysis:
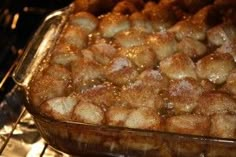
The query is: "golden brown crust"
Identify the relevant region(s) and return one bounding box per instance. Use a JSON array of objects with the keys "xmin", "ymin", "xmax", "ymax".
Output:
[
  {"xmin": 28, "ymin": 1, "xmax": 236, "ymax": 141},
  {"xmin": 85, "ymin": 42, "xmax": 117, "ymax": 65},
  {"xmin": 196, "ymin": 52, "xmax": 235, "ymax": 84},
  {"xmin": 104, "ymin": 57, "xmax": 138, "ymax": 86},
  {"xmin": 147, "ymin": 32, "xmax": 177, "ymax": 61},
  {"xmin": 71, "ymin": 100, "xmax": 105, "ymax": 125},
  {"xmin": 62, "ymin": 25, "xmax": 88, "ymax": 49},
  {"xmin": 210, "ymin": 114, "xmax": 236, "ymax": 138},
  {"xmin": 137, "ymin": 69, "xmax": 169, "ymax": 93},
  {"xmin": 30, "ymin": 75, "xmax": 69, "ymax": 106},
  {"xmin": 51, "ymin": 43, "xmax": 81, "ymax": 67},
  {"xmin": 72, "ymin": 59, "xmax": 104, "ymax": 92},
  {"xmin": 119, "ymin": 45, "xmax": 157, "ymax": 69},
  {"xmin": 168, "ymin": 78, "xmax": 204, "ymax": 114},
  {"xmin": 99, "ymin": 13, "xmax": 131, "ymax": 38},
  {"xmin": 143, "ymin": 2, "xmax": 177, "ymax": 32},
  {"xmin": 166, "ymin": 115, "xmax": 210, "ymax": 136},
  {"xmin": 160, "ymin": 53, "xmax": 197, "ymax": 80},
  {"xmin": 70, "ymin": 12, "xmax": 98, "ymax": 34},
  {"xmin": 169, "ymin": 19, "xmax": 207, "ymax": 41},
  {"xmin": 207, "ymin": 23, "xmax": 236, "ymax": 47},
  {"xmin": 114, "ymin": 29, "xmax": 147, "ymax": 48},
  {"xmin": 41, "ymin": 96, "xmax": 77, "ymax": 121},
  {"xmin": 130, "ymin": 12, "xmax": 154, "ymax": 33},
  {"xmin": 124, "ymin": 107, "xmax": 161, "ymax": 130},
  {"xmin": 120, "ymin": 82, "xmax": 164, "ymax": 109},
  {"xmin": 177, "ymin": 37, "xmax": 207, "ymax": 59},
  {"xmin": 226, "ymin": 69, "xmax": 236, "ymax": 95},
  {"xmin": 112, "ymin": 1, "xmax": 138, "ymax": 15},
  {"xmin": 106, "ymin": 106, "xmax": 132, "ymax": 126},
  {"xmin": 81, "ymin": 83, "xmax": 118, "ymax": 107},
  {"xmin": 195, "ymin": 91, "xmax": 236, "ymax": 116}
]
